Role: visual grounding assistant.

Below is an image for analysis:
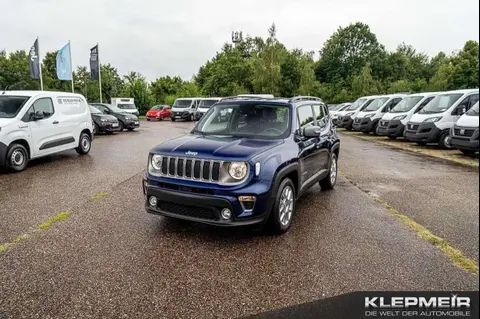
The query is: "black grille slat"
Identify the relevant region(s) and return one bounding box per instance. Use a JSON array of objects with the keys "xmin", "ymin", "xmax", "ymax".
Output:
[
  {"xmin": 158, "ymin": 201, "xmax": 217, "ymax": 220},
  {"xmin": 161, "ymin": 157, "xmax": 168, "ymax": 174},
  {"xmin": 169, "ymin": 158, "xmax": 176, "ymax": 175},
  {"xmin": 212, "ymin": 162, "xmax": 220, "ymax": 181},
  {"xmin": 193, "ymin": 160, "xmax": 201, "ymax": 179},
  {"xmin": 202, "ymin": 161, "xmax": 211, "ymax": 180},
  {"xmin": 185, "ymin": 160, "xmax": 192, "ymax": 177},
  {"xmin": 177, "ymin": 159, "xmax": 184, "ymax": 177}
]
